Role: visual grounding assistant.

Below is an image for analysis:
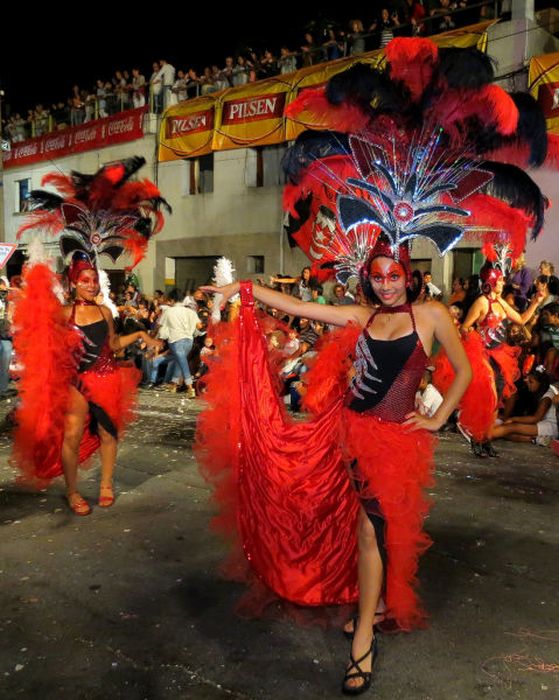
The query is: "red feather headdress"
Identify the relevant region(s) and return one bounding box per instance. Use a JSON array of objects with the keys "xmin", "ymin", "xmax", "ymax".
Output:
[
  {"xmin": 18, "ymin": 156, "xmax": 171, "ymax": 270},
  {"xmin": 282, "ymin": 38, "xmax": 555, "ymax": 282}
]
